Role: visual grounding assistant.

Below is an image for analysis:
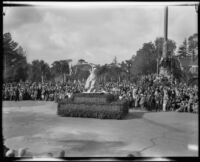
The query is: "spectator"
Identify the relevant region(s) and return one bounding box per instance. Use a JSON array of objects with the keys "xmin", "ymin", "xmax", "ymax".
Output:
[
  {"xmin": 139, "ymin": 94, "xmax": 145, "ymax": 110},
  {"xmin": 163, "ymin": 88, "xmax": 169, "ymax": 112},
  {"xmin": 135, "ymin": 93, "xmax": 140, "ymax": 108}
]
